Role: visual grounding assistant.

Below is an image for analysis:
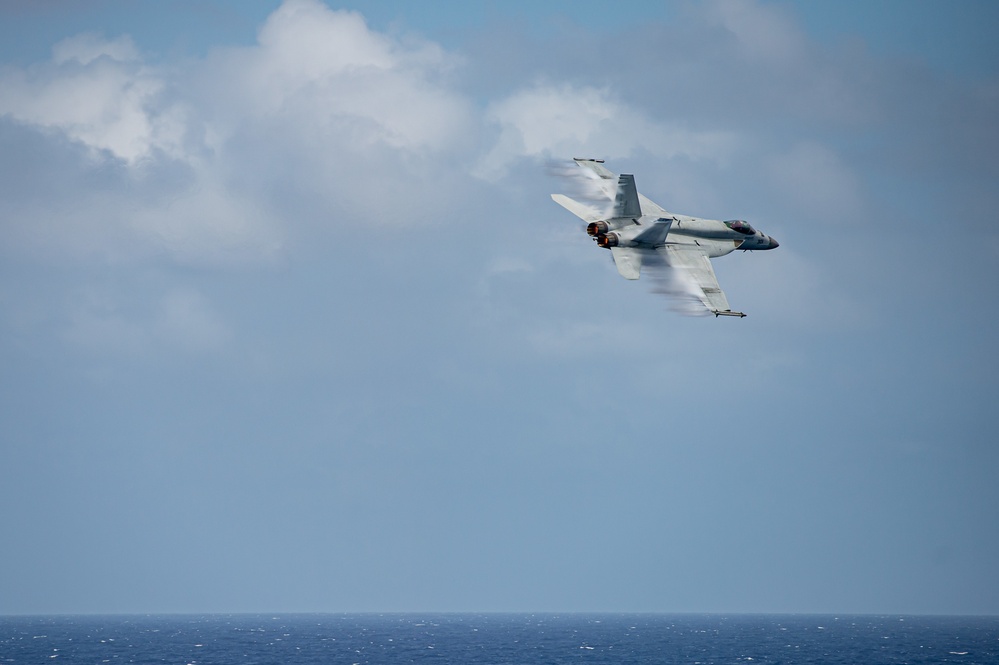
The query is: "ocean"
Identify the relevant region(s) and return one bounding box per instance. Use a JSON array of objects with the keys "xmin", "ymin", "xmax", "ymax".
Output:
[{"xmin": 2, "ymin": 614, "xmax": 996, "ymax": 664}]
